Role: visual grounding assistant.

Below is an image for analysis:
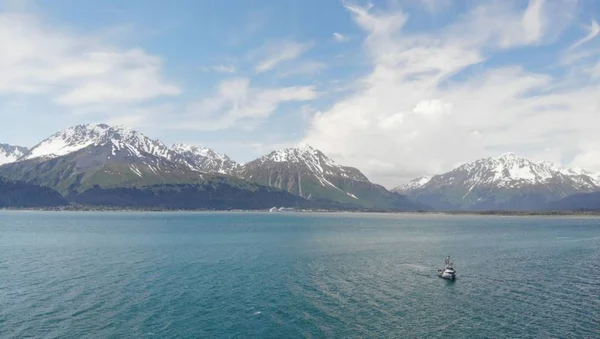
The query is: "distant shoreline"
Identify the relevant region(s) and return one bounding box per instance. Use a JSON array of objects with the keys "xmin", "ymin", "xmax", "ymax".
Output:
[{"xmin": 2, "ymin": 206, "xmax": 600, "ymax": 217}]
